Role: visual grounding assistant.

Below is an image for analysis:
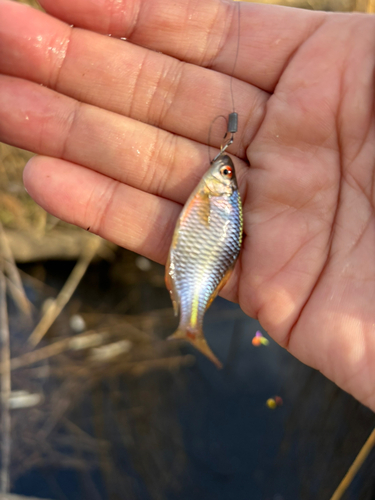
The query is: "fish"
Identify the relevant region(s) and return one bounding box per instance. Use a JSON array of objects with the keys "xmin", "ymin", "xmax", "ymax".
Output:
[{"xmin": 165, "ymin": 153, "xmax": 243, "ymax": 368}]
